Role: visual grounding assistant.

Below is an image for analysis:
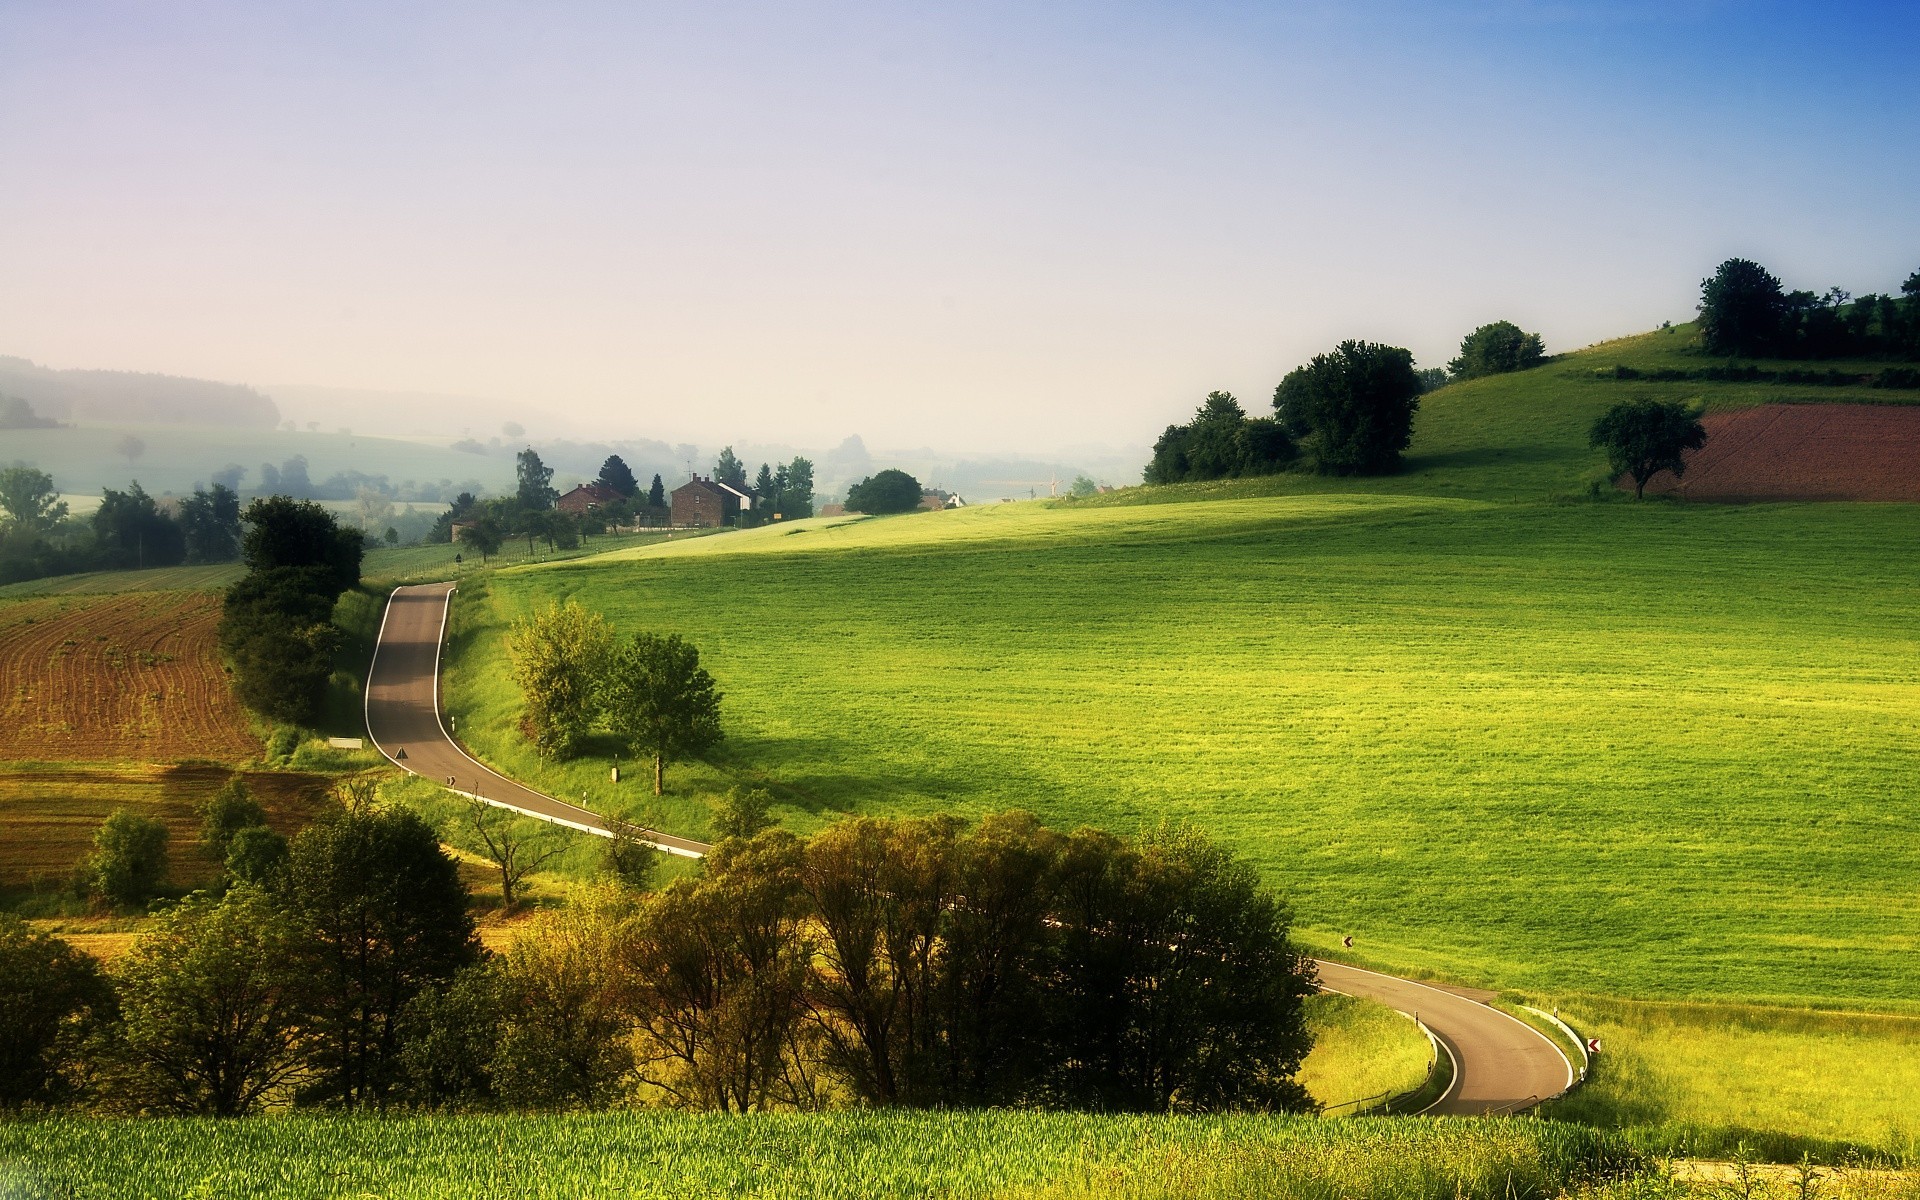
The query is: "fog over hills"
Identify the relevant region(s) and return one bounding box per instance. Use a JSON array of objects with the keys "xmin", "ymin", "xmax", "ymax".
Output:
[{"xmin": 0, "ymin": 356, "xmax": 279, "ymax": 428}]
